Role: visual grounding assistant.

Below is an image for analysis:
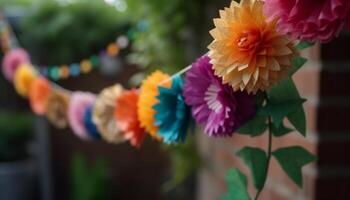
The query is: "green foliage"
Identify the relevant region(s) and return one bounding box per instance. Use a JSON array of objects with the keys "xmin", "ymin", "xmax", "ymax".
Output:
[
  {"xmin": 125, "ymin": 0, "xmax": 205, "ymax": 73},
  {"xmin": 296, "ymin": 41, "xmax": 314, "ymax": 50},
  {"xmin": 258, "ymin": 99, "xmax": 306, "ymax": 128},
  {"xmin": 162, "ymin": 134, "xmax": 201, "ymax": 191},
  {"xmin": 0, "ymin": 0, "xmax": 31, "ymax": 6},
  {"xmin": 237, "ymin": 115, "xmax": 267, "ymax": 137},
  {"xmin": 0, "ymin": 111, "xmax": 33, "ymax": 138},
  {"xmin": 71, "ymin": 153, "xmax": 109, "ymax": 200},
  {"xmin": 221, "ymin": 168, "xmax": 251, "ymax": 200},
  {"xmin": 0, "ymin": 111, "xmax": 34, "ymax": 162},
  {"xmin": 272, "ymin": 146, "xmax": 316, "ymax": 188},
  {"xmin": 19, "ymin": 0, "xmax": 129, "ymax": 64},
  {"xmin": 267, "ymin": 78, "xmax": 307, "ymax": 136},
  {"xmin": 237, "ymin": 147, "xmax": 267, "ymax": 190},
  {"xmin": 289, "ymin": 57, "xmax": 307, "ymax": 75},
  {"xmin": 271, "ymin": 124, "xmax": 293, "ymax": 137}
]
